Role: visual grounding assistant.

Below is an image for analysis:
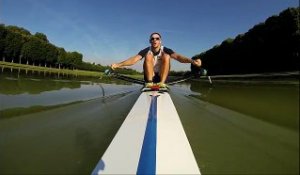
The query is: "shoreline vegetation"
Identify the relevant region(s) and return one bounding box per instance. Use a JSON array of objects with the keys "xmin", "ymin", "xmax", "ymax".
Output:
[
  {"xmin": 0, "ymin": 61, "xmax": 144, "ymax": 80},
  {"xmin": 194, "ymin": 7, "xmax": 299, "ymax": 75},
  {"xmin": 1, "ymin": 61, "xmax": 298, "ymax": 82},
  {"xmin": 0, "ymin": 61, "xmax": 103, "ymax": 78}
]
